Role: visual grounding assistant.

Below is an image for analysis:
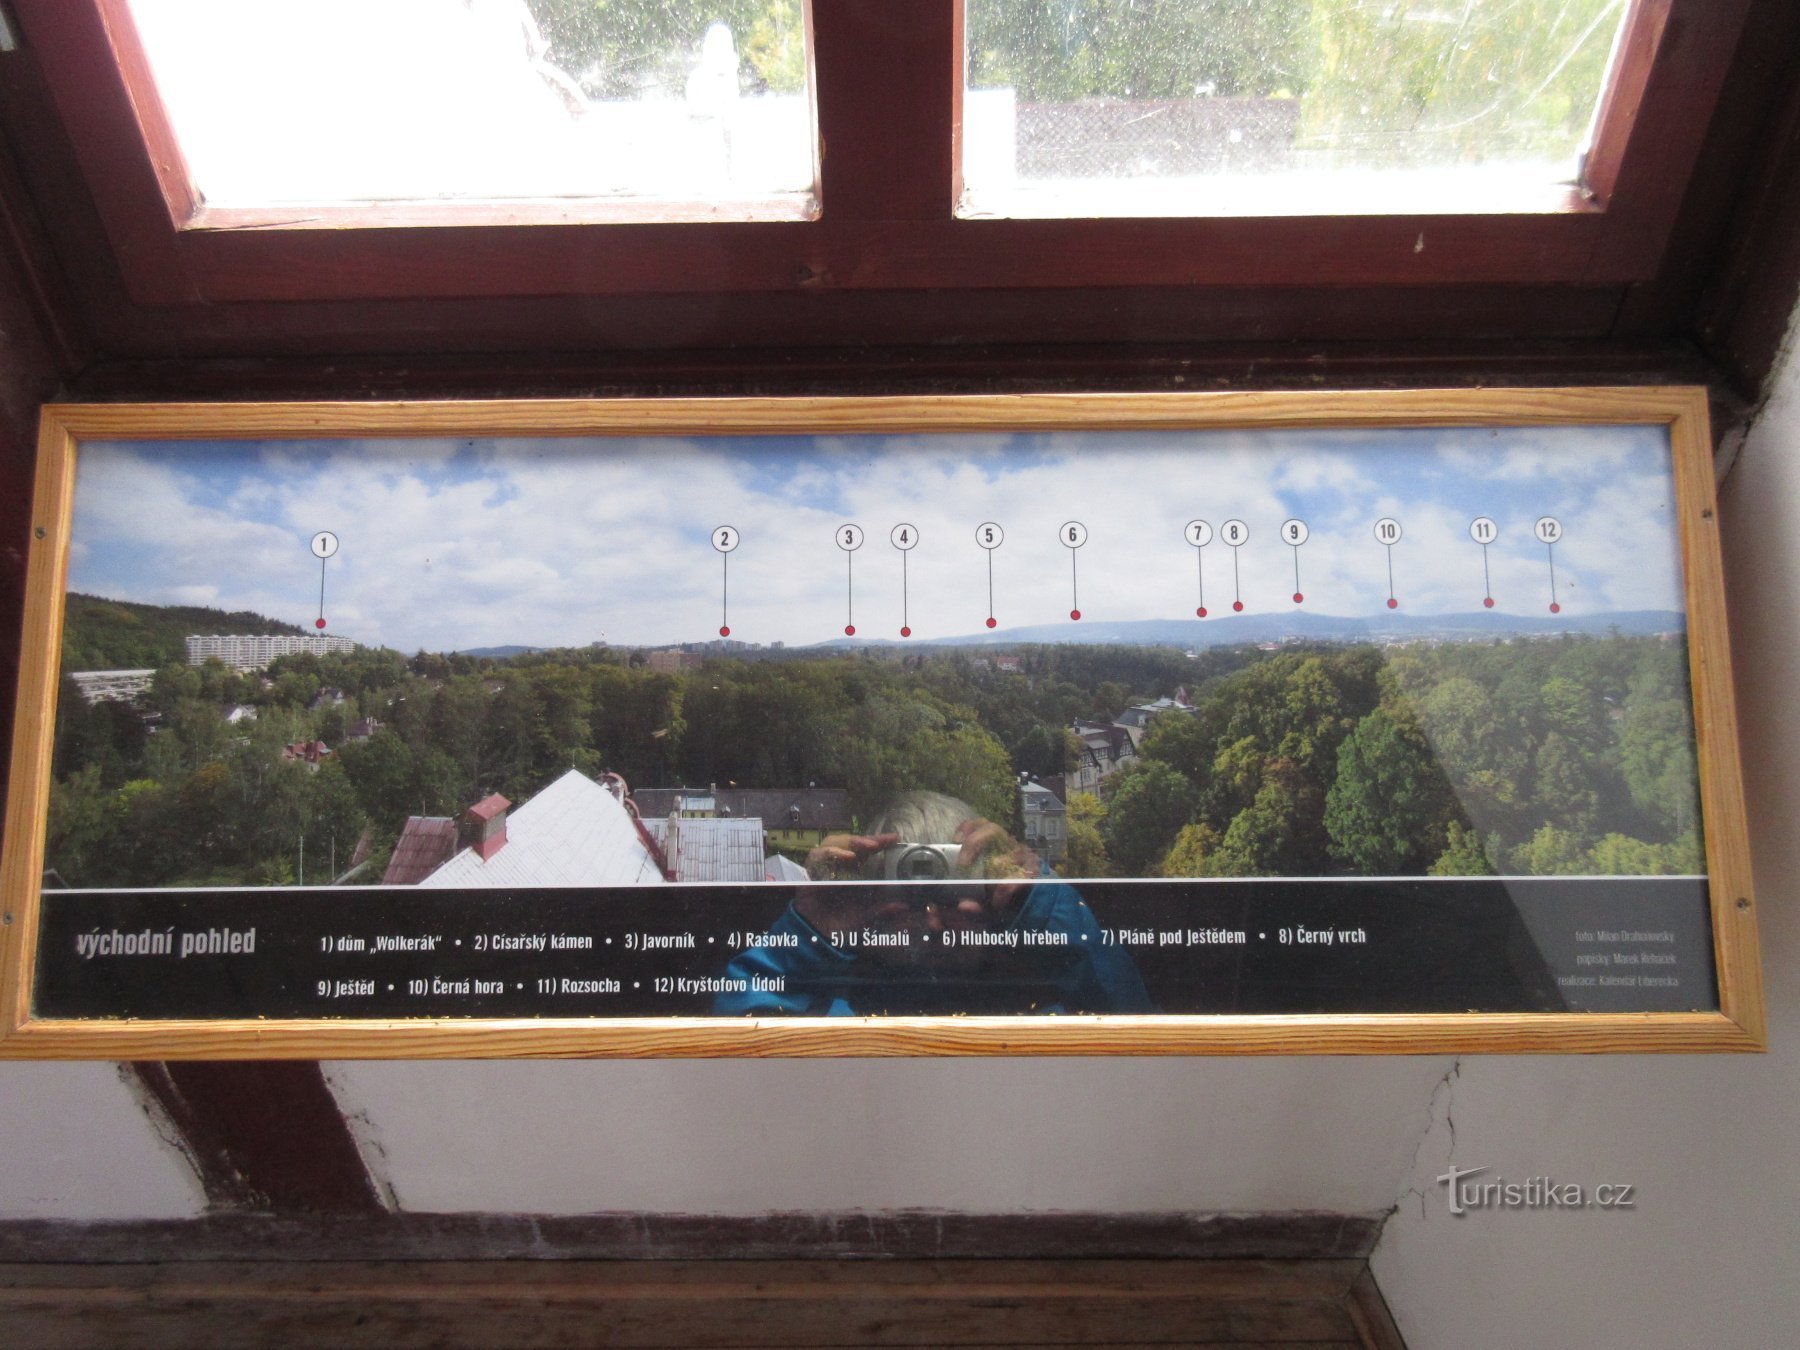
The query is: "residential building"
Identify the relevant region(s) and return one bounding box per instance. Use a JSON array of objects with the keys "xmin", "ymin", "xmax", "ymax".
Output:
[
  {"xmin": 641, "ymin": 814, "xmax": 766, "ymax": 884},
  {"xmin": 1067, "ymin": 720, "xmax": 1138, "ymax": 794},
  {"xmin": 417, "ymin": 769, "xmax": 668, "ymax": 888},
  {"xmin": 630, "ymin": 786, "xmax": 851, "ymax": 852},
  {"xmin": 1018, "ymin": 780, "xmax": 1067, "ymax": 866},
  {"xmin": 381, "ymin": 816, "xmax": 458, "ymax": 885},
  {"xmin": 185, "ymin": 633, "xmax": 358, "ymax": 671},
  {"xmin": 68, "ymin": 669, "xmax": 155, "ymax": 704}
]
